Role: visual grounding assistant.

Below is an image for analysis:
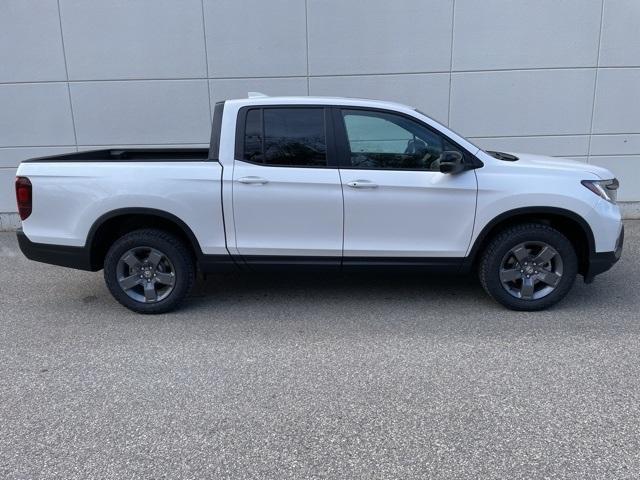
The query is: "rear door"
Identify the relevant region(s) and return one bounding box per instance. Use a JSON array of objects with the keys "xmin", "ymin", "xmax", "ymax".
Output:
[
  {"xmin": 232, "ymin": 106, "xmax": 343, "ymax": 266},
  {"xmin": 335, "ymin": 107, "xmax": 477, "ymax": 261}
]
